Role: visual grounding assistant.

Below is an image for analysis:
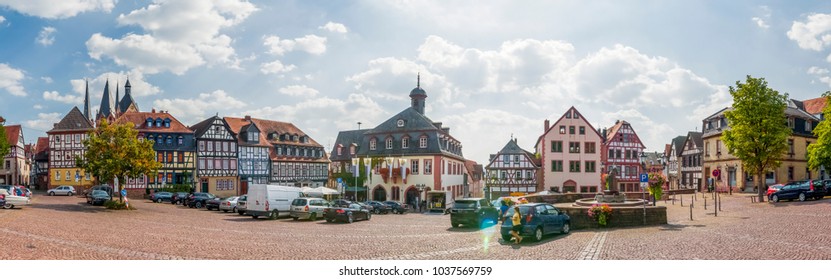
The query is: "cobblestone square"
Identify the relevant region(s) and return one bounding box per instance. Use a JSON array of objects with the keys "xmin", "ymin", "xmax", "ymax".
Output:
[{"xmin": 1, "ymin": 193, "xmax": 829, "ymax": 260}]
